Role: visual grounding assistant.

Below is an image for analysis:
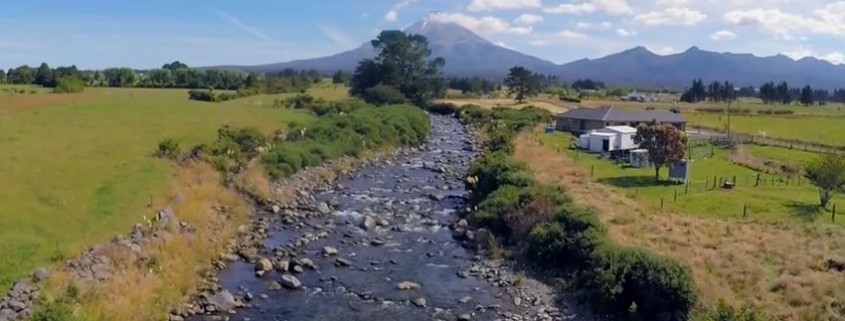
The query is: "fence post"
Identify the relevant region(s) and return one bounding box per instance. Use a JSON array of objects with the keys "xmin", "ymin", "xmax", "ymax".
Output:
[
  {"xmin": 685, "ymin": 182, "xmax": 689, "ymax": 194},
  {"xmin": 661, "ymin": 198, "xmax": 664, "ymax": 210},
  {"xmin": 733, "ymin": 175, "xmax": 737, "ymax": 185},
  {"xmin": 743, "ymin": 205, "xmax": 748, "ymax": 219},
  {"xmin": 833, "ymin": 205, "xmax": 837, "ymax": 222},
  {"xmin": 674, "ymin": 189, "xmax": 678, "ymax": 202},
  {"xmin": 755, "ymin": 173, "xmax": 761, "ymax": 187}
]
